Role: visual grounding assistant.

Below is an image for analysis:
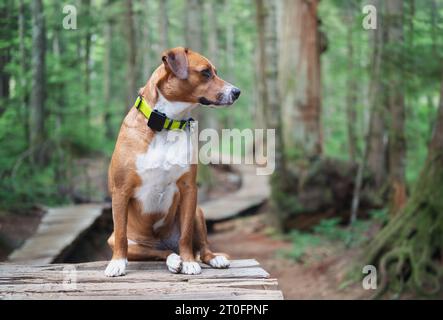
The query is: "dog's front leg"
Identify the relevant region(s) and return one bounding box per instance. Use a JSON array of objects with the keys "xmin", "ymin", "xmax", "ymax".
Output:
[
  {"xmin": 105, "ymin": 192, "xmax": 129, "ymax": 277},
  {"xmin": 177, "ymin": 172, "xmax": 201, "ymax": 275}
]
